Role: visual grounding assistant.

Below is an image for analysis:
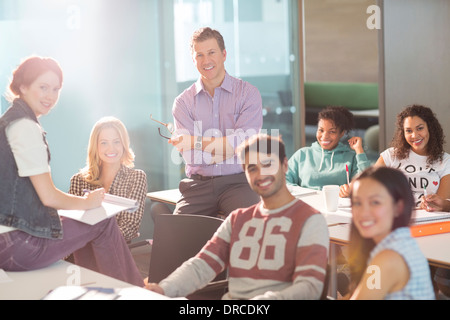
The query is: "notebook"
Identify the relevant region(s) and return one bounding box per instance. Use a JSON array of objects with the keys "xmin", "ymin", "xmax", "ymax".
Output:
[
  {"xmin": 58, "ymin": 194, "xmax": 138, "ymax": 225},
  {"xmin": 287, "ymin": 185, "xmax": 317, "ymax": 198},
  {"xmin": 410, "ymin": 209, "xmax": 450, "ymax": 225}
]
